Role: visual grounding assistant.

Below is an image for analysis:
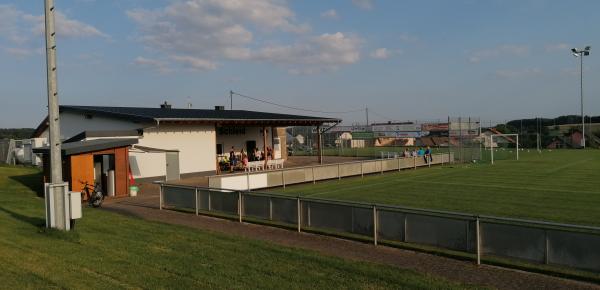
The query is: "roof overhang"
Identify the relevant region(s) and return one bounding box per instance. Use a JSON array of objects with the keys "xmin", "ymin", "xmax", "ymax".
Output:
[{"xmin": 33, "ymin": 138, "xmax": 138, "ymax": 156}]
